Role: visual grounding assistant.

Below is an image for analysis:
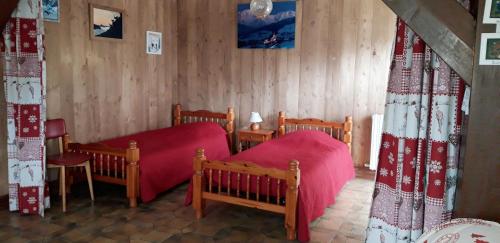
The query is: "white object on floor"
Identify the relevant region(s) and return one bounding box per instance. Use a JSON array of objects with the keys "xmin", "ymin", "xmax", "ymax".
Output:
[{"xmin": 416, "ymin": 218, "xmax": 500, "ymax": 243}]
